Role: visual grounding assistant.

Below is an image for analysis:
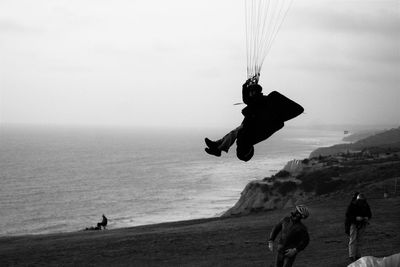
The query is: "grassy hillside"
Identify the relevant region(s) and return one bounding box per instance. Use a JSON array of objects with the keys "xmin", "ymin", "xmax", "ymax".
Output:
[
  {"xmin": 297, "ymin": 154, "xmax": 400, "ymax": 196},
  {"xmin": 0, "ymin": 195, "xmax": 398, "ymax": 267}
]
